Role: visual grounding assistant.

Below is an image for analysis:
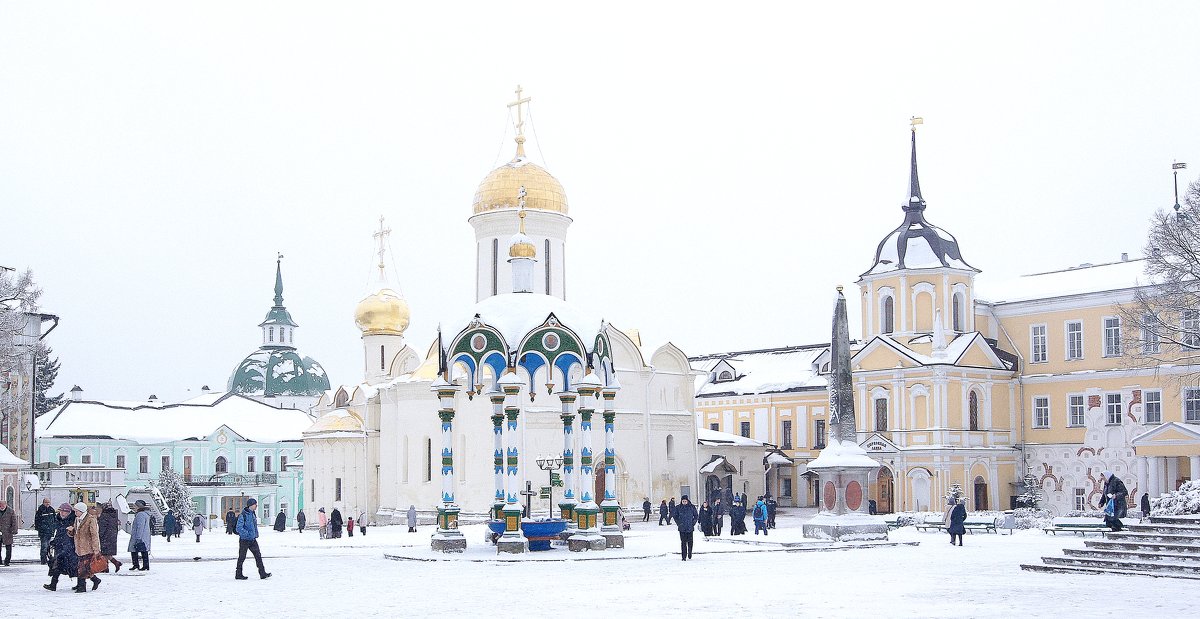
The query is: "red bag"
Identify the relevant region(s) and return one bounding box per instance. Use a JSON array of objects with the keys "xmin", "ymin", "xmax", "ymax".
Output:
[{"xmin": 93, "ymin": 554, "xmax": 111, "ymax": 574}]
